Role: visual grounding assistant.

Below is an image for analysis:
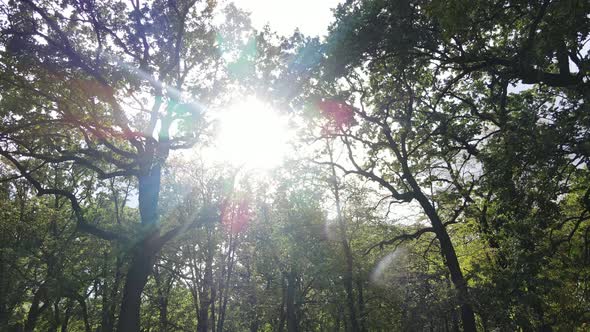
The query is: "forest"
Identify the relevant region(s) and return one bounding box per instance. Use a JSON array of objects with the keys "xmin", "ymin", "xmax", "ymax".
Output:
[{"xmin": 0, "ymin": 0, "xmax": 589, "ymax": 331}]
